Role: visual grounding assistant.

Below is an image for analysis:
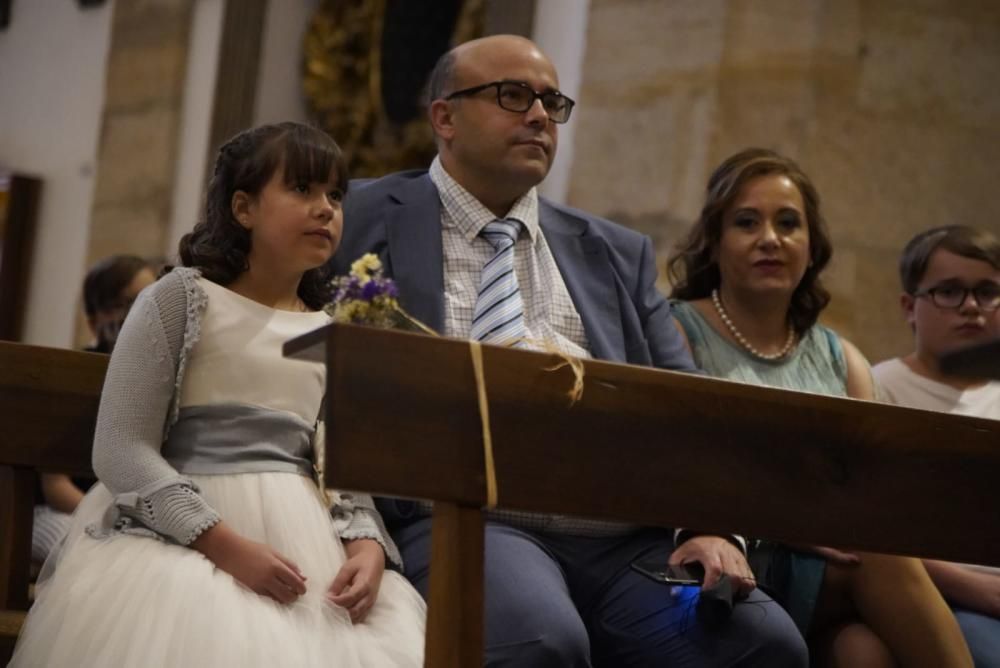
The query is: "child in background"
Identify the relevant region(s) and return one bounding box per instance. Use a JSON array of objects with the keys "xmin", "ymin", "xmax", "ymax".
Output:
[
  {"xmin": 874, "ymin": 225, "xmax": 1000, "ymax": 668},
  {"xmin": 33, "ymin": 255, "xmax": 155, "ymax": 563}
]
